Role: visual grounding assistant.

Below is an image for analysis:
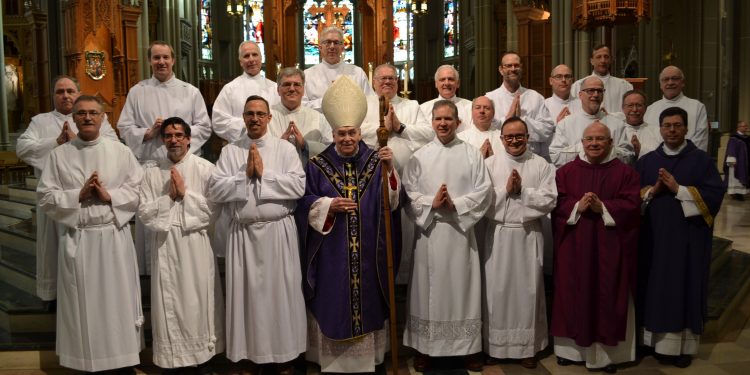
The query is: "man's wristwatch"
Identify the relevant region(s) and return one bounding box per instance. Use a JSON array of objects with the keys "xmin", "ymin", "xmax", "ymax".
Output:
[{"xmin": 396, "ymin": 122, "xmax": 406, "ymax": 134}]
